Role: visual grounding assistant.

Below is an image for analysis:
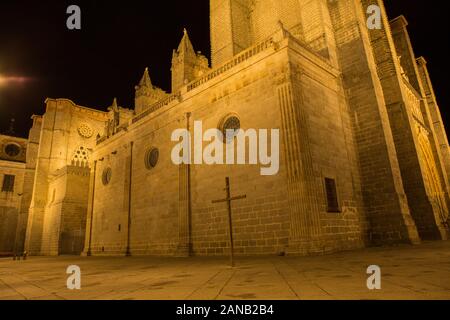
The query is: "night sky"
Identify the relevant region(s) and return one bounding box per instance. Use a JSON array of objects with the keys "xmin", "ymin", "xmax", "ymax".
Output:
[{"xmin": 0, "ymin": 1, "xmax": 448, "ymax": 138}]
